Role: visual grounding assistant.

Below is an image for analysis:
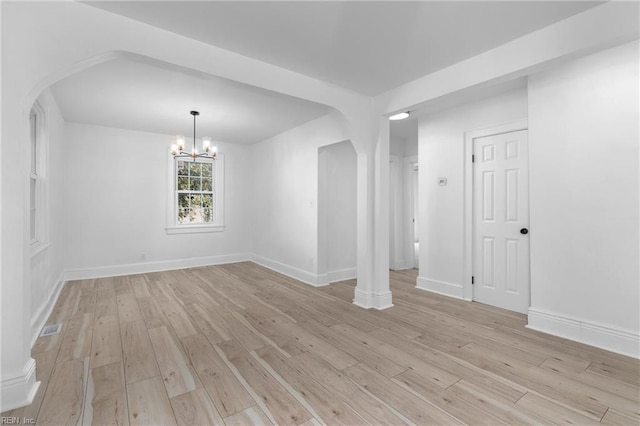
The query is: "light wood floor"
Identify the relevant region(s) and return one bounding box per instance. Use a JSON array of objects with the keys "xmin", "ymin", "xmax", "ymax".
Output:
[{"xmin": 3, "ymin": 263, "xmax": 639, "ymax": 425}]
